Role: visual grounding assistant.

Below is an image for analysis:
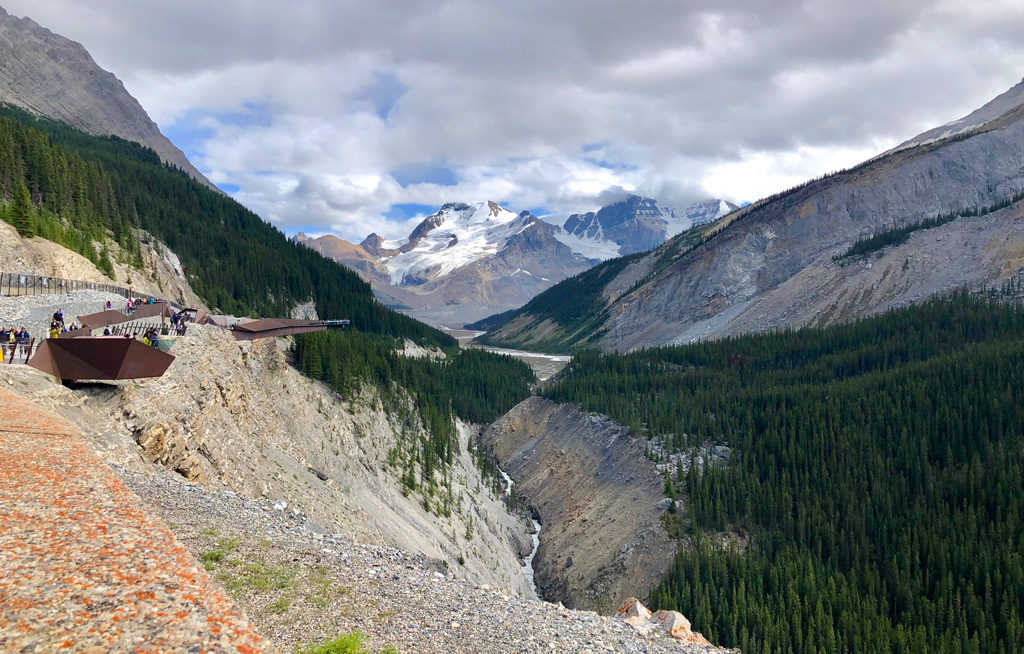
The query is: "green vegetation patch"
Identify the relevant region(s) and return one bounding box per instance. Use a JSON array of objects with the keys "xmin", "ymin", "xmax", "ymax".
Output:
[{"xmin": 471, "ymin": 251, "xmax": 644, "ymax": 352}]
